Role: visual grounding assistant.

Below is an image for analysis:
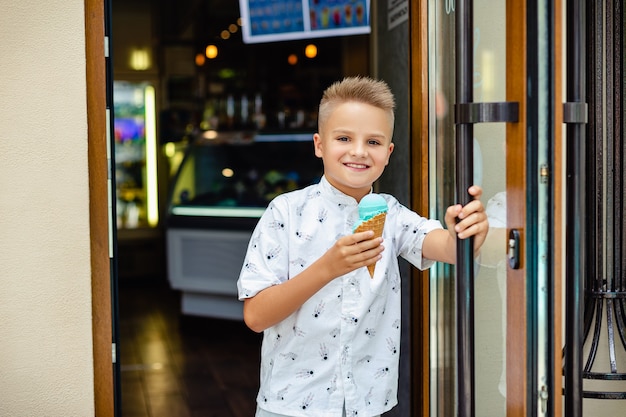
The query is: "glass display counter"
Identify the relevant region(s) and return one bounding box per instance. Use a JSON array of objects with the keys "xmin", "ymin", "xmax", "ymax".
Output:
[{"xmin": 166, "ymin": 130, "xmax": 322, "ymax": 319}]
